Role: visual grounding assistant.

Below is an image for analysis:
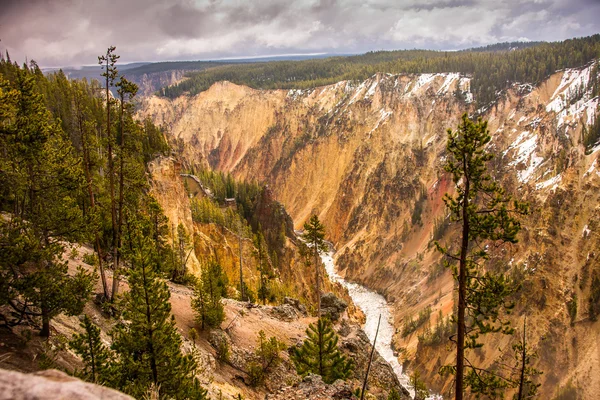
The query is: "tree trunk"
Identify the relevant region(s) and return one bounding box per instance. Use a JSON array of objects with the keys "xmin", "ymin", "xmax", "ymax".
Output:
[
  {"xmin": 78, "ymin": 100, "xmax": 109, "ymax": 300},
  {"xmin": 360, "ymin": 315, "xmax": 381, "ymax": 400},
  {"xmin": 113, "ymin": 95, "xmax": 125, "ymax": 301},
  {"xmin": 238, "ymin": 224, "xmax": 244, "ymax": 301},
  {"xmin": 141, "ymin": 259, "xmax": 158, "ymax": 384},
  {"xmin": 455, "ymin": 161, "xmax": 470, "ymax": 400},
  {"xmin": 40, "ymin": 303, "xmax": 50, "ymax": 338},
  {"xmin": 315, "ymin": 243, "xmax": 321, "ymax": 317},
  {"xmin": 517, "ymin": 317, "xmax": 527, "ymax": 400}
]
